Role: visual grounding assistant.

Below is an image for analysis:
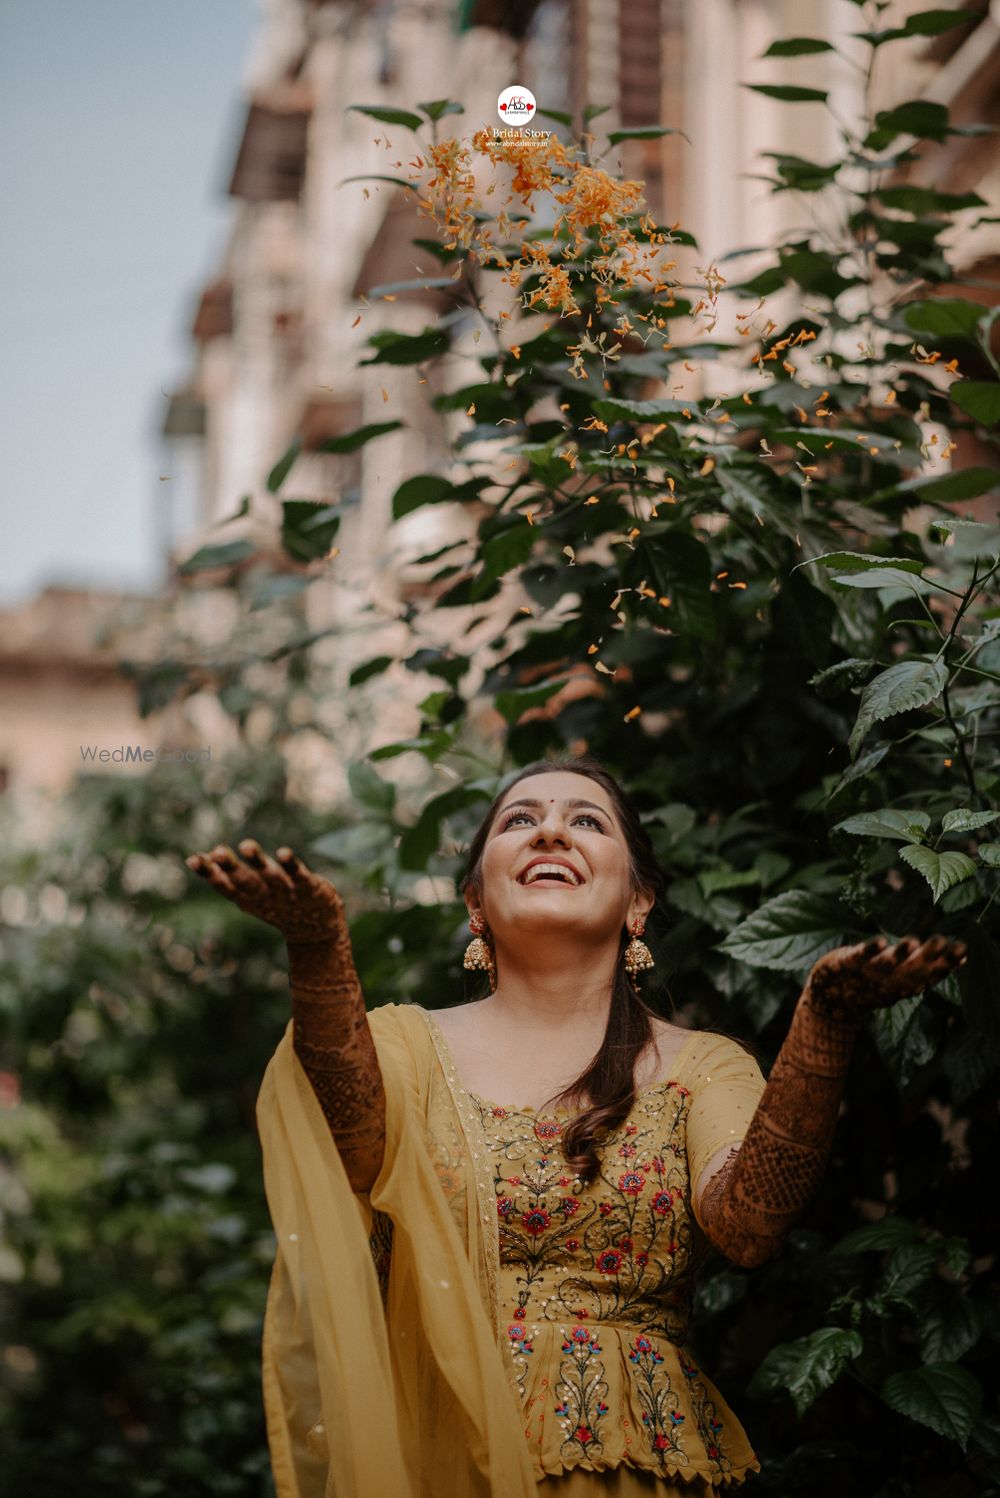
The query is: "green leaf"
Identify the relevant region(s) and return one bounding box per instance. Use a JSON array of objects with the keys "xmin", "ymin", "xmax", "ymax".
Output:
[
  {"xmin": 311, "ymin": 822, "xmax": 393, "ymax": 864},
  {"xmin": 347, "ymin": 761, "xmax": 396, "ymax": 815},
  {"xmin": 881, "ymin": 1363, "xmax": 982, "ymax": 1449},
  {"xmin": 904, "ymin": 297, "xmax": 986, "ymax": 338},
  {"xmin": 280, "ymin": 501, "xmax": 340, "ymax": 563},
  {"xmin": 417, "ymin": 99, "xmax": 464, "ymax": 121},
  {"xmin": 594, "ymin": 396, "xmax": 700, "ymax": 422},
  {"xmin": 697, "ymin": 867, "xmax": 762, "ymax": 898},
  {"xmin": 348, "ymin": 655, "xmax": 394, "ymax": 687},
  {"xmin": 715, "ymin": 892, "xmax": 849, "ymax": 971},
  {"xmin": 808, "ymin": 657, "xmax": 877, "ymax": 695},
  {"xmin": 879, "ymin": 185, "xmax": 985, "ymax": 214},
  {"xmin": 494, "ymin": 678, "xmax": 566, "ymax": 727},
  {"xmin": 347, "ymin": 104, "xmax": 425, "ymax": 132},
  {"xmin": 317, "ymin": 421, "xmax": 403, "ymax": 454},
  {"xmin": 848, "ymin": 658, "xmax": 949, "ymax": 759},
  {"xmin": 266, "ymin": 438, "xmax": 302, "ymax": 494},
  {"xmin": 606, "ymin": 125, "xmax": 689, "ymax": 144},
  {"xmin": 873, "ymin": 99, "xmax": 957, "ymax": 142},
  {"xmin": 899, "ymin": 846, "xmax": 977, "ymax": 901},
  {"xmin": 398, "ymin": 784, "xmax": 491, "ymax": 871},
  {"xmin": 902, "ymin": 8, "xmax": 977, "ymax": 35},
  {"xmin": 749, "ymin": 1328, "xmax": 863, "ymax": 1416},
  {"xmin": 391, "ymin": 474, "xmax": 454, "ymax": 520},
  {"xmin": 480, "ymin": 523, "xmax": 536, "ymax": 583},
  {"xmin": 878, "ymin": 1242, "xmax": 939, "ymax": 1309},
  {"xmin": 872, "ymin": 994, "xmax": 938, "ymax": 1088},
  {"xmin": 890, "ymin": 466, "xmax": 1000, "ymax": 507},
  {"xmin": 763, "ymin": 36, "xmax": 834, "ymax": 55},
  {"xmin": 951, "ymin": 381, "xmax": 1000, "ymax": 427},
  {"xmin": 942, "ymin": 808, "xmax": 1000, "ymax": 834},
  {"xmin": 177, "ymin": 540, "xmax": 257, "ymax": 575},
  {"xmin": 834, "ymin": 809, "xmax": 930, "ymax": 843},
  {"xmin": 368, "ymin": 277, "xmax": 457, "ymax": 298},
  {"xmin": 978, "ymin": 843, "xmax": 1000, "ymax": 867},
  {"xmin": 536, "ymin": 107, "xmax": 573, "ymax": 127},
  {"xmin": 746, "ymin": 84, "xmax": 828, "ymax": 103},
  {"xmin": 834, "ymin": 1217, "xmax": 921, "ymax": 1254},
  {"xmin": 919, "ymin": 1295, "xmax": 984, "ymax": 1364},
  {"xmin": 802, "ymin": 550, "xmax": 925, "ymax": 576},
  {"xmin": 928, "ymin": 514, "xmax": 1000, "ymax": 555},
  {"xmin": 363, "ymin": 328, "xmax": 449, "ymax": 365},
  {"xmin": 832, "ymin": 568, "xmax": 936, "ymax": 593}
]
